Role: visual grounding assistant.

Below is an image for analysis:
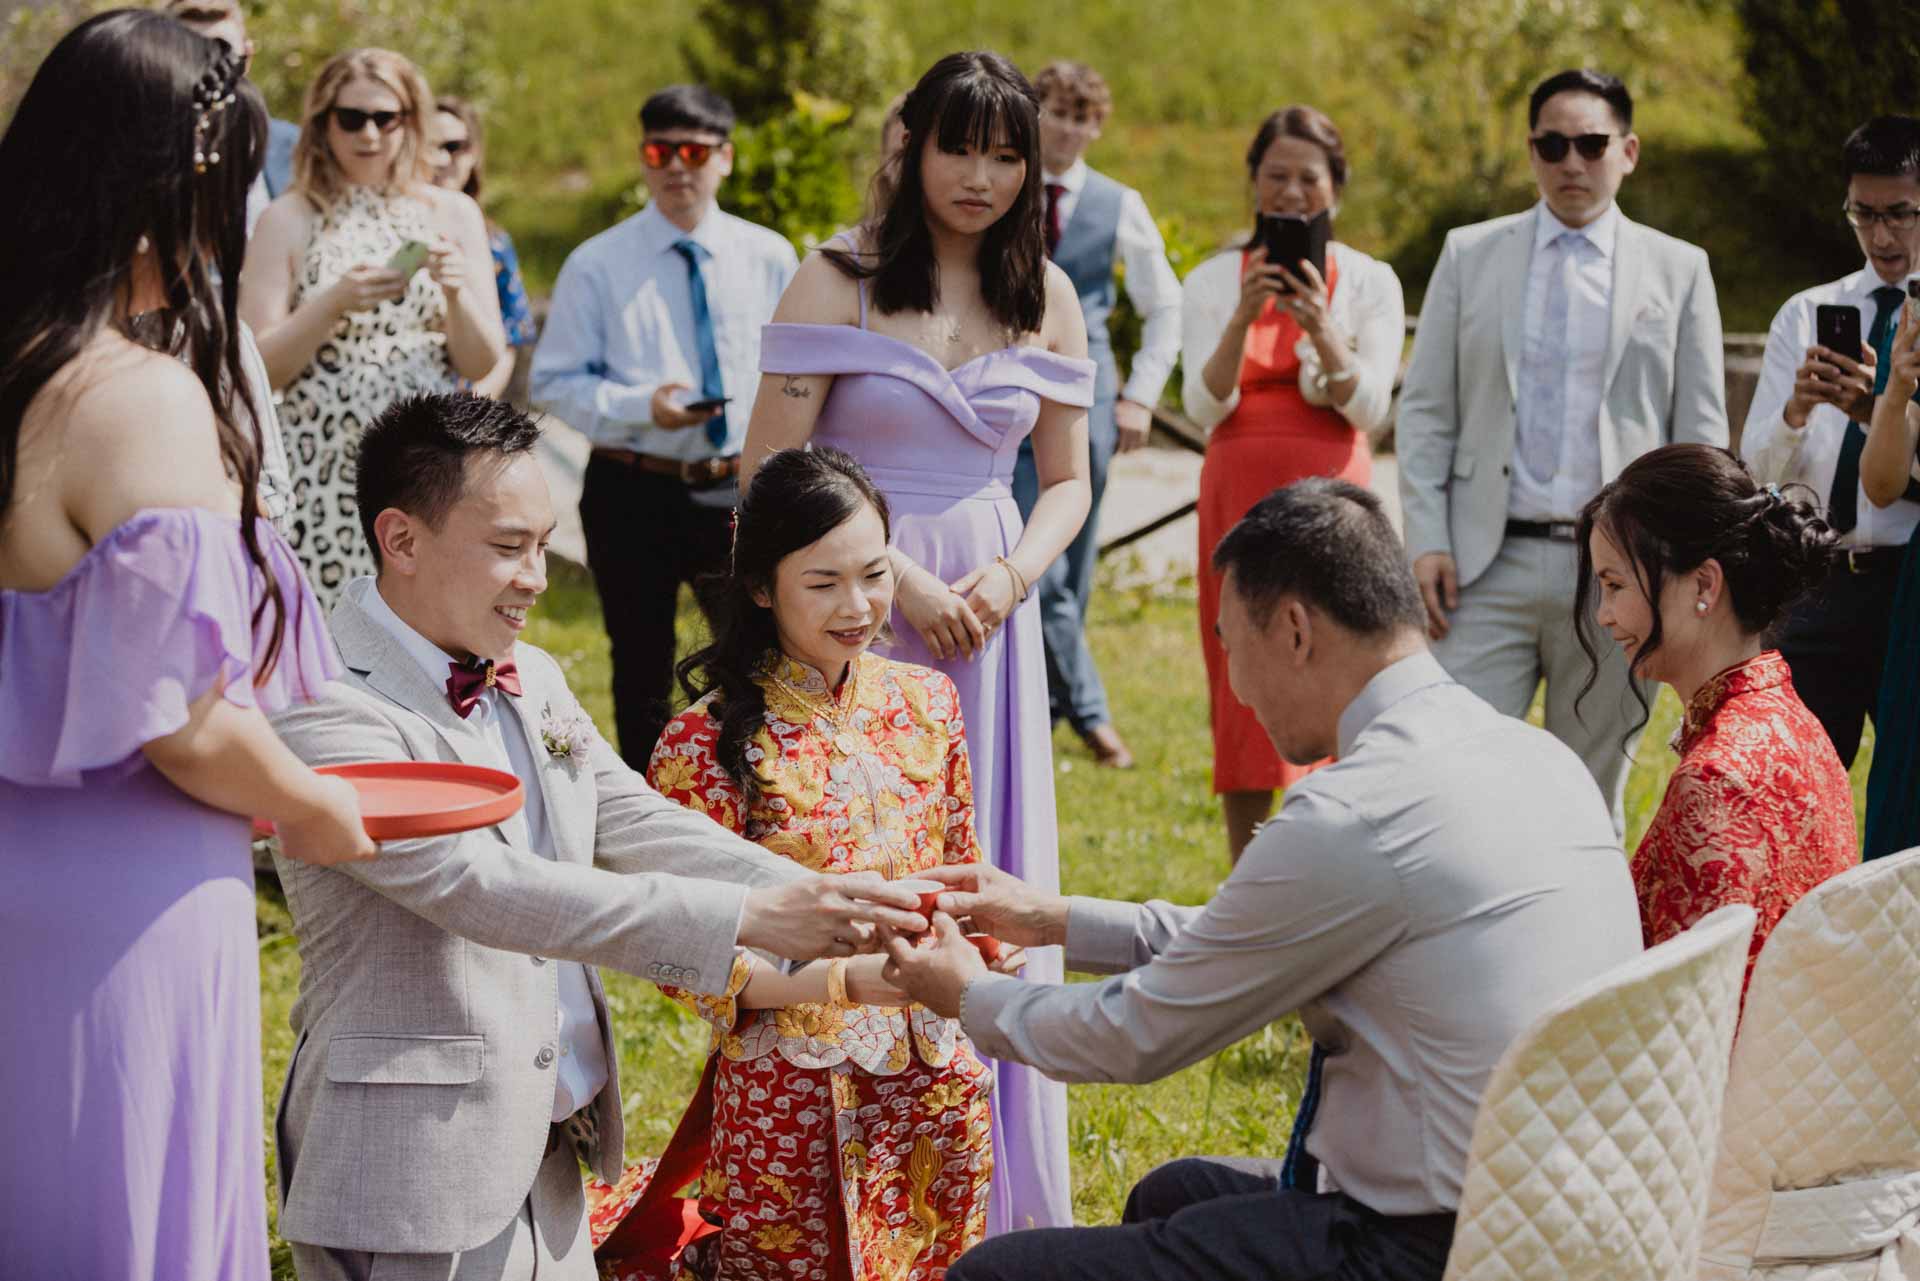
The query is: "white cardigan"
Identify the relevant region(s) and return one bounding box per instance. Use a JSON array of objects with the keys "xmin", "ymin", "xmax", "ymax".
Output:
[{"xmin": 1180, "ymin": 239, "xmax": 1405, "ymax": 437}]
